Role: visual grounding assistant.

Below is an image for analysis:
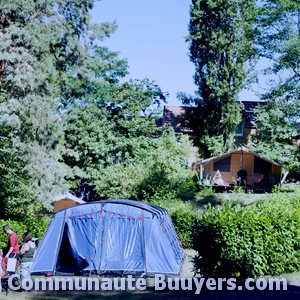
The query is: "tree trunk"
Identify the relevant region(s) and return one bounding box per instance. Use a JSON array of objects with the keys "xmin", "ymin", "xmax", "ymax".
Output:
[
  {"xmin": 0, "ymin": 11, "xmax": 12, "ymax": 88},
  {"xmin": 0, "ymin": 60, "xmax": 5, "ymax": 88}
]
